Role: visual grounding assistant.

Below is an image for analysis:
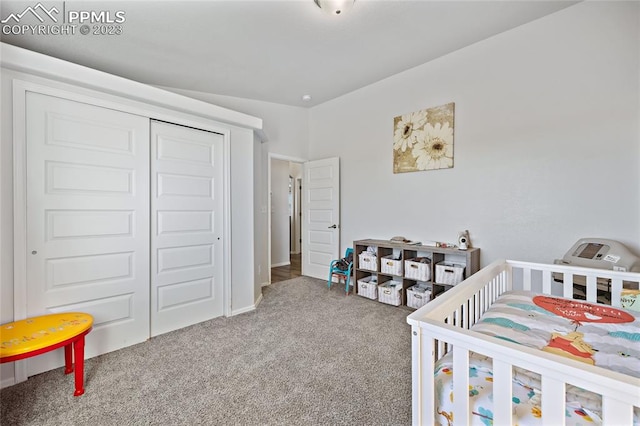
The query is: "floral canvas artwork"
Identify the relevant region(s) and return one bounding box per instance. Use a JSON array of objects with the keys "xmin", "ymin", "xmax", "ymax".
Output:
[{"xmin": 393, "ymin": 102, "xmax": 455, "ymax": 173}]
